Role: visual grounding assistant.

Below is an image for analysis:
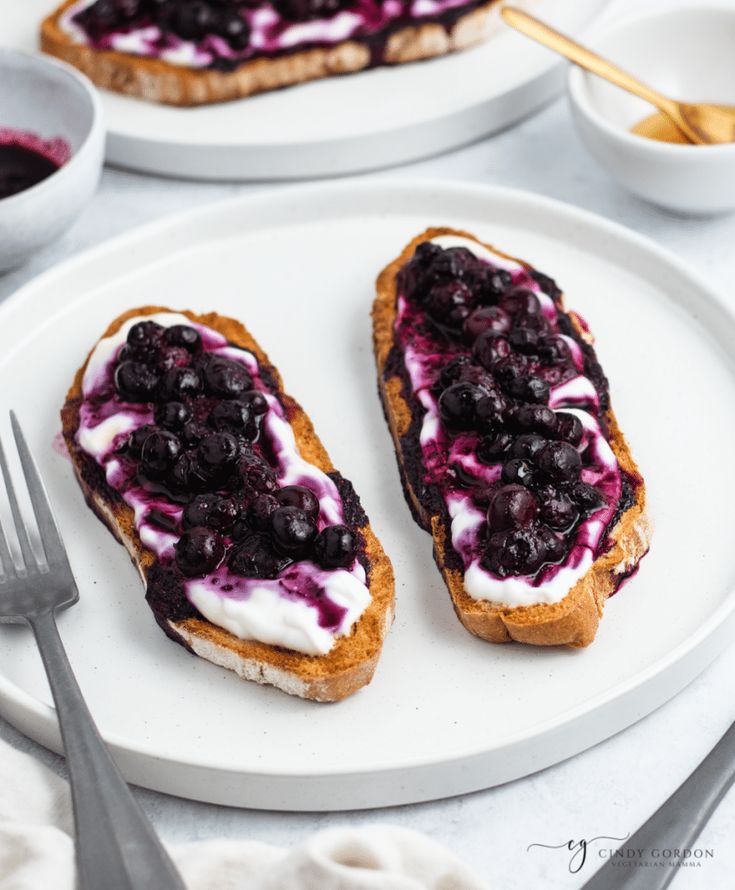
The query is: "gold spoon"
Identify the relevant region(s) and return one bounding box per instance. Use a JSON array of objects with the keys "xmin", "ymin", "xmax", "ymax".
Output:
[{"xmin": 501, "ymin": 5, "xmax": 735, "ymax": 145}]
